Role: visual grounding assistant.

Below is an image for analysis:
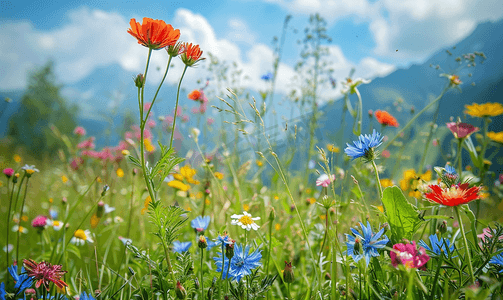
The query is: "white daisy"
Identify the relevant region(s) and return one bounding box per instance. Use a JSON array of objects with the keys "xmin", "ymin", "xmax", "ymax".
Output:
[
  {"xmin": 104, "ymin": 204, "xmax": 115, "ymax": 214},
  {"xmin": 12, "ymin": 225, "xmax": 28, "ymax": 234},
  {"xmin": 70, "ymin": 229, "xmax": 94, "ymax": 246},
  {"xmin": 230, "ymin": 211, "xmax": 261, "ymax": 231},
  {"xmin": 47, "ymin": 220, "xmax": 64, "ymax": 231}
]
